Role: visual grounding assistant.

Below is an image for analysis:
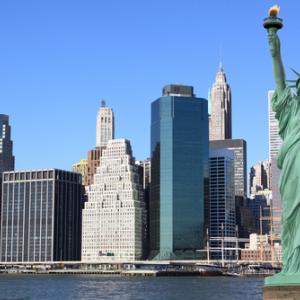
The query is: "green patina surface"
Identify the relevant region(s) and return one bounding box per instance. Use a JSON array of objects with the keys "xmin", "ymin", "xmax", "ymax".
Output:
[{"xmin": 265, "ymin": 15, "xmax": 300, "ymax": 287}]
